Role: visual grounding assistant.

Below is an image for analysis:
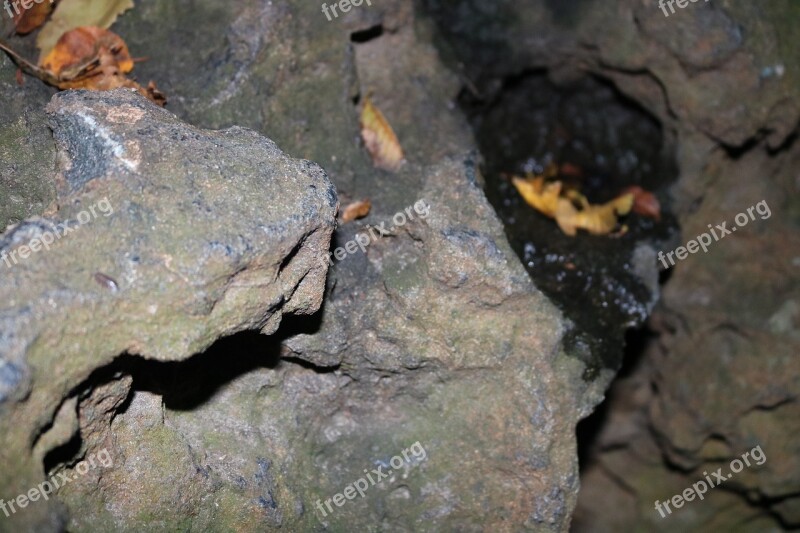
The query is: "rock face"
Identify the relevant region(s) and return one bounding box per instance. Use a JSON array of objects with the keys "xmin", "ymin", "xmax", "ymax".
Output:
[
  {"xmin": 0, "ymin": 82, "xmax": 592, "ymax": 532},
  {"xmin": 0, "ymin": 91, "xmax": 593, "ymax": 531},
  {"xmin": 0, "ymin": 56, "xmax": 57, "ymax": 232},
  {"xmin": 54, "ymin": 155, "xmax": 591, "ymax": 532},
  {"xmin": 1, "ymin": 0, "xmax": 796, "ymax": 531},
  {"xmin": 0, "ymin": 89, "xmax": 337, "ymax": 531},
  {"xmin": 417, "ymin": 0, "xmax": 800, "ymax": 529},
  {"xmin": 0, "ymin": 1, "xmax": 601, "ymax": 531}
]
